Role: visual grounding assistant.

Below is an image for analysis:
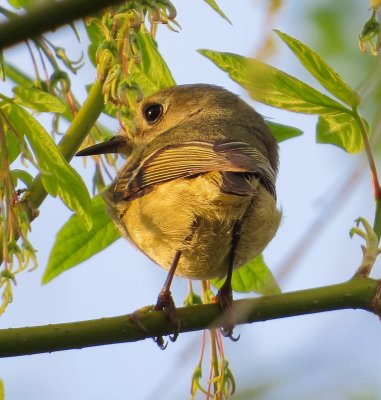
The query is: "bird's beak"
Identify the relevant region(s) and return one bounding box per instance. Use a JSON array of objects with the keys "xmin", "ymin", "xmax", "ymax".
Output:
[{"xmin": 76, "ymin": 135, "xmax": 132, "ymax": 157}]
